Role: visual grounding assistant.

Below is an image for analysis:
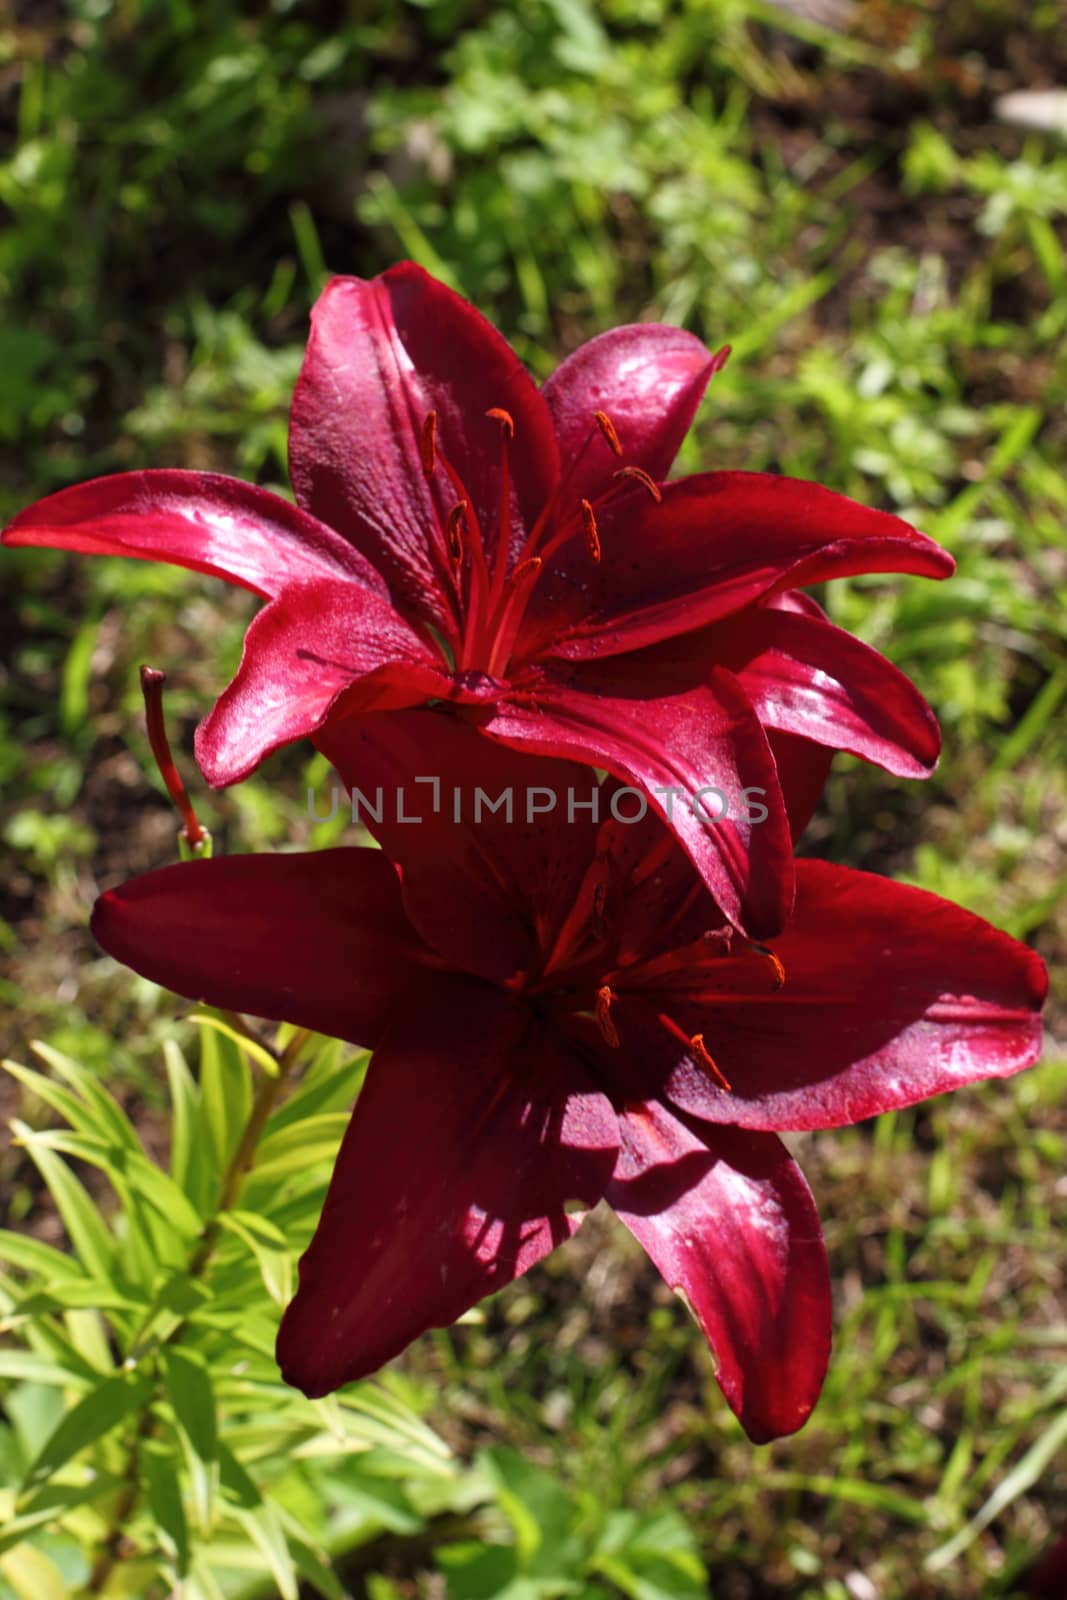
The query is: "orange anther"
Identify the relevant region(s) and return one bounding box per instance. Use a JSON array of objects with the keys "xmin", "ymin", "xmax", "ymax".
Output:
[
  {"xmin": 486, "ymin": 407, "xmax": 515, "ymax": 439},
  {"xmin": 596, "ymin": 985, "xmax": 620, "ymax": 1048},
  {"xmin": 594, "ymin": 409, "xmax": 623, "ymax": 457},
  {"xmin": 446, "ymin": 501, "xmax": 467, "ymax": 562},
  {"xmin": 690, "ymin": 1033, "xmax": 731, "ymax": 1092},
  {"xmin": 614, "ymin": 465, "xmax": 662, "ymax": 502},
  {"xmin": 748, "ymin": 941, "xmax": 785, "ymax": 989},
  {"xmin": 510, "ymin": 554, "xmax": 542, "ymax": 588},
  {"xmin": 765, "ymin": 951, "xmax": 786, "ymax": 990},
  {"xmin": 420, "ymin": 412, "xmax": 437, "ymax": 476},
  {"xmin": 580, "ymin": 499, "xmax": 601, "ymax": 562}
]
